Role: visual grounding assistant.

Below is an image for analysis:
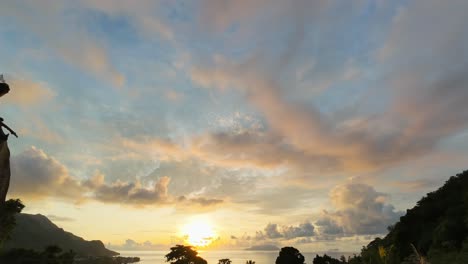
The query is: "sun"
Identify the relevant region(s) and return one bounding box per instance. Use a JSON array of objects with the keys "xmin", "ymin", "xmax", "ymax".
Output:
[{"xmin": 180, "ymin": 217, "xmax": 217, "ymax": 247}]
